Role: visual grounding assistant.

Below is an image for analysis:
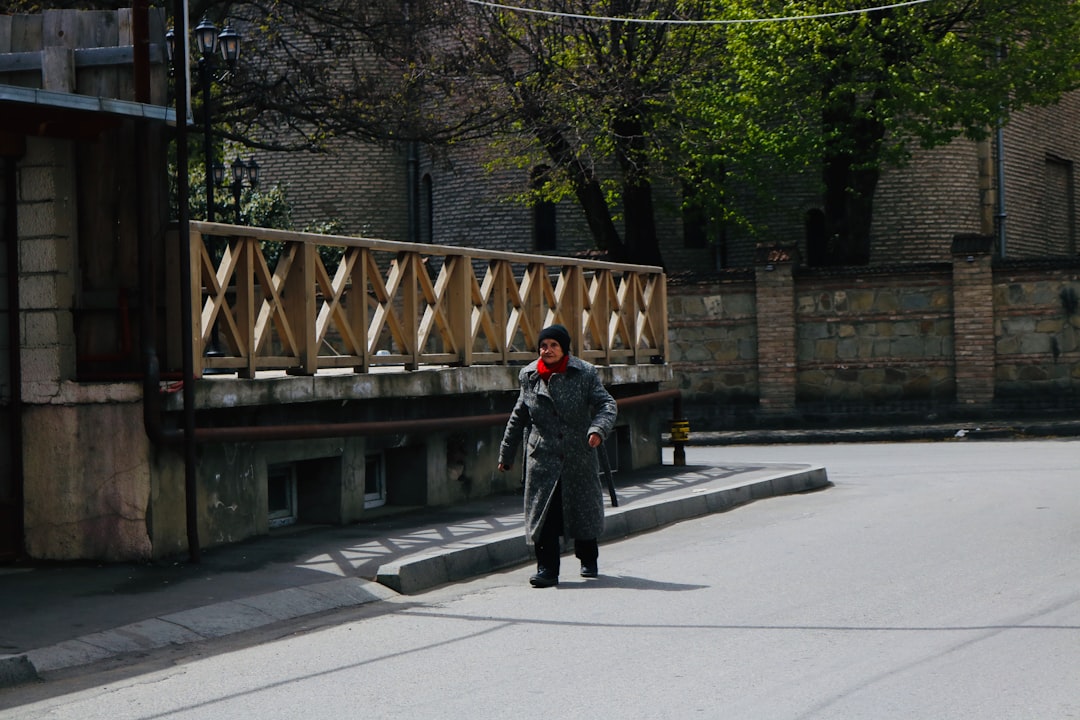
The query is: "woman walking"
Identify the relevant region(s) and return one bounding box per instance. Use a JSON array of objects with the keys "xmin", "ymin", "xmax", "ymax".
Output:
[{"xmin": 498, "ymin": 324, "xmax": 618, "ymax": 587}]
